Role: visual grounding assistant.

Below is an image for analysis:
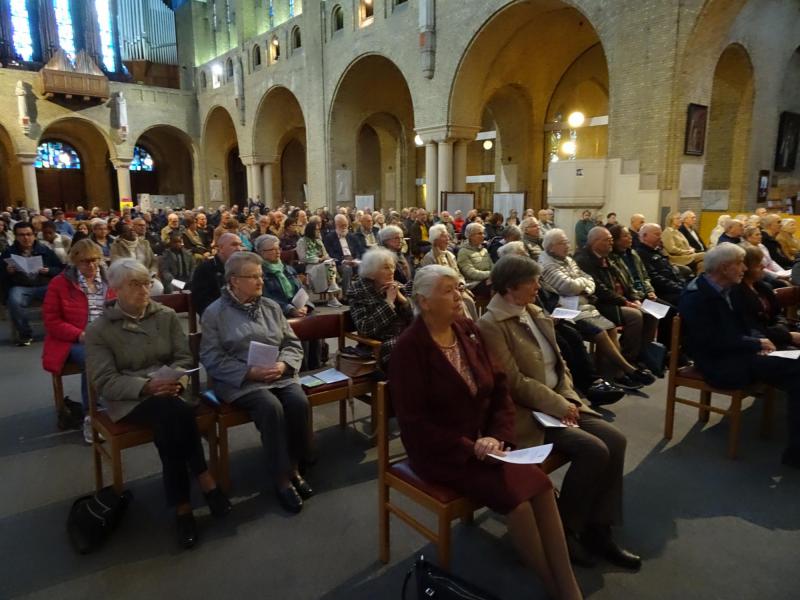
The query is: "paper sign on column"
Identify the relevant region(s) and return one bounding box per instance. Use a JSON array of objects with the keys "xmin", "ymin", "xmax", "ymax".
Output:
[
  {"xmin": 559, "ymin": 296, "xmax": 580, "ymax": 311},
  {"xmin": 533, "ymin": 411, "xmax": 578, "ymax": 428},
  {"xmin": 247, "ymin": 341, "xmax": 279, "ymax": 368},
  {"xmin": 641, "ymin": 299, "xmax": 670, "ymax": 320},
  {"xmin": 550, "ymin": 308, "xmax": 580, "ymax": 320},
  {"xmin": 171, "ymin": 279, "xmax": 186, "ymax": 290},
  {"xmin": 291, "ymin": 287, "xmax": 309, "ymax": 309},
  {"xmin": 489, "ymin": 443, "xmax": 553, "ymax": 464}
]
